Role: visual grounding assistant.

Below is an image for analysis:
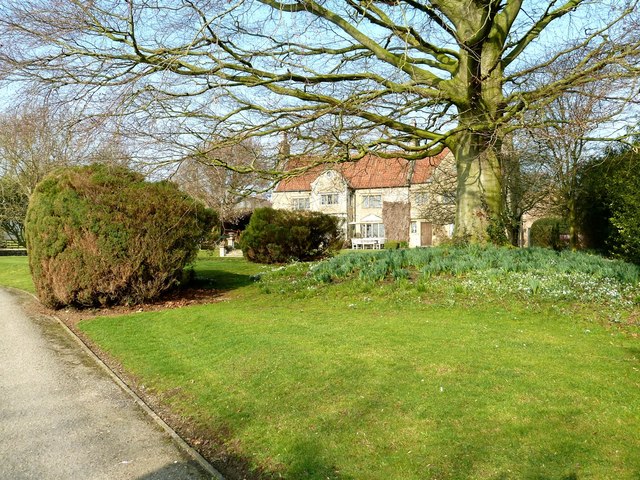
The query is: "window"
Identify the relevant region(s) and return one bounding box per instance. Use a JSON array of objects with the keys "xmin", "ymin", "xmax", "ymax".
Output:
[
  {"xmin": 414, "ymin": 192, "xmax": 429, "ymax": 206},
  {"xmin": 410, "ymin": 221, "xmax": 417, "ymax": 234},
  {"xmin": 442, "ymin": 192, "xmax": 456, "ymax": 204},
  {"xmin": 360, "ymin": 223, "xmax": 385, "ymax": 238},
  {"xmin": 320, "ymin": 193, "xmax": 339, "ymax": 205},
  {"xmin": 292, "ymin": 197, "xmax": 310, "ymax": 210},
  {"xmin": 362, "ymin": 194, "xmax": 382, "ymax": 208}
]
